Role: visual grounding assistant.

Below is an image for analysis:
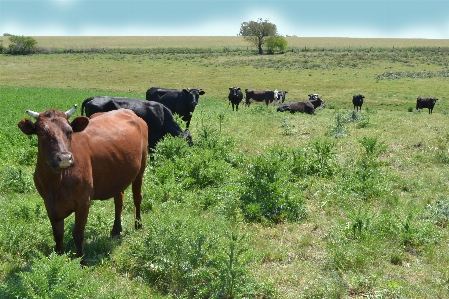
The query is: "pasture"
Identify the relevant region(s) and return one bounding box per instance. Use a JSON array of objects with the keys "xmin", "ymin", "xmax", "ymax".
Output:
[{"xmin": 1, "ymin": 36, "xmax": 449, "ymax": 298}]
